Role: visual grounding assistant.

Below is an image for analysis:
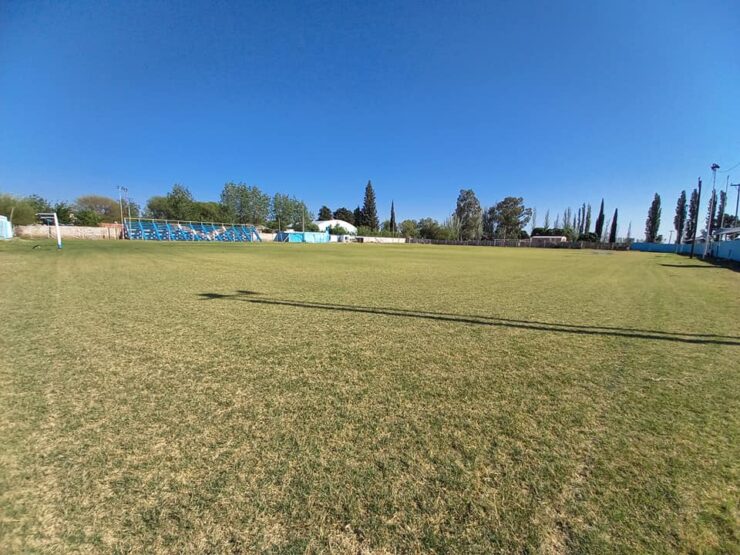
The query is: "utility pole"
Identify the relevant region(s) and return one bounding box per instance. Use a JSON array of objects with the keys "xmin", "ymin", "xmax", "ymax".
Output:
[
  {"xmin": 689, "ymin": 177, "xmax": 702, "ymax": 259},
  {"xmin": 703, "ymin": 164, "xmax": 719, "ymax": 259}
]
